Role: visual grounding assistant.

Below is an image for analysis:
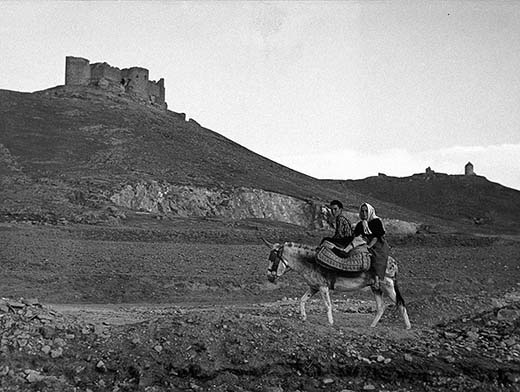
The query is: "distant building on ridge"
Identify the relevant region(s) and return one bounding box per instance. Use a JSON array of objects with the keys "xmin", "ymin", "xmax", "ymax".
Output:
[{"xmin": 465, "ymin": 162, "xmax": 475, "ymax": 176}]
